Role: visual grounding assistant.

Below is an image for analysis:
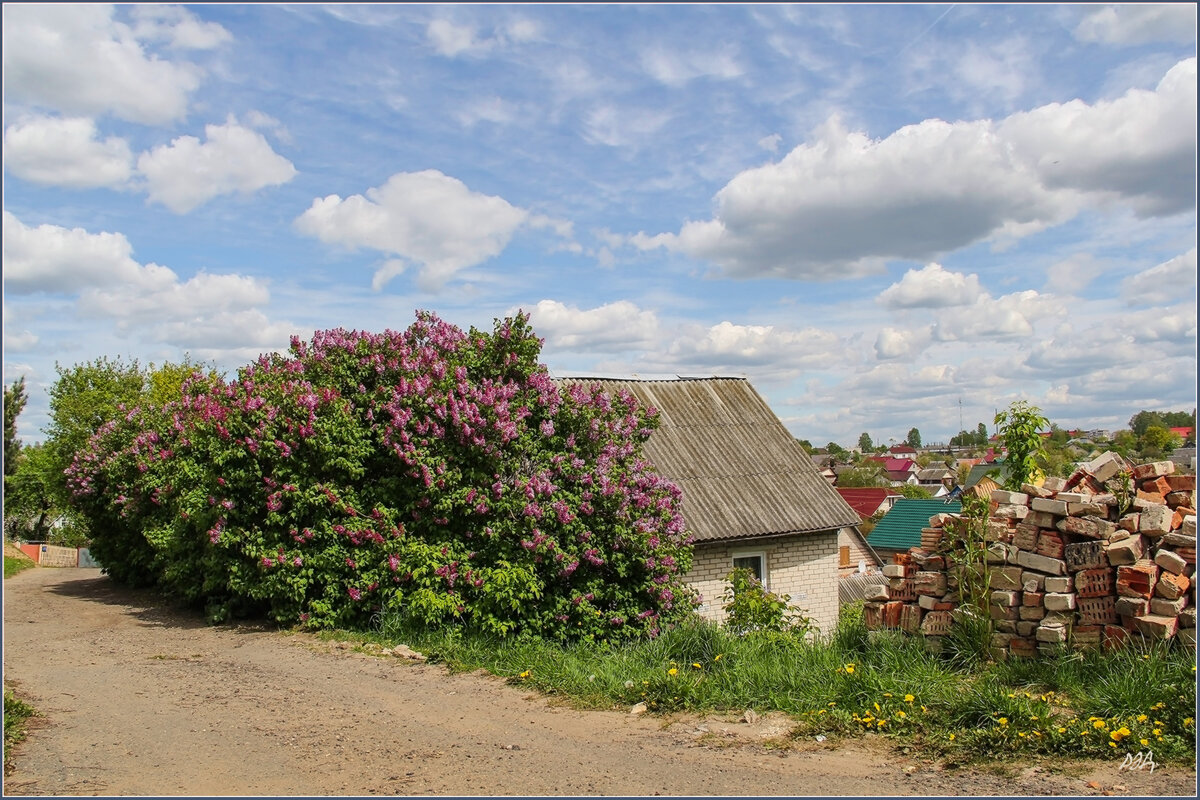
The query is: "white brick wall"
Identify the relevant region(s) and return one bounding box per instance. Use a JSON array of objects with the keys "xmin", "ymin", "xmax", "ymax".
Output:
[
  {"xmin": 837, "ymin": 526, "xmax": 879, "ymax": 577},
  {"xmin": 685, "ymin": 531, "xmax": 840, "ymax": 634}
]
